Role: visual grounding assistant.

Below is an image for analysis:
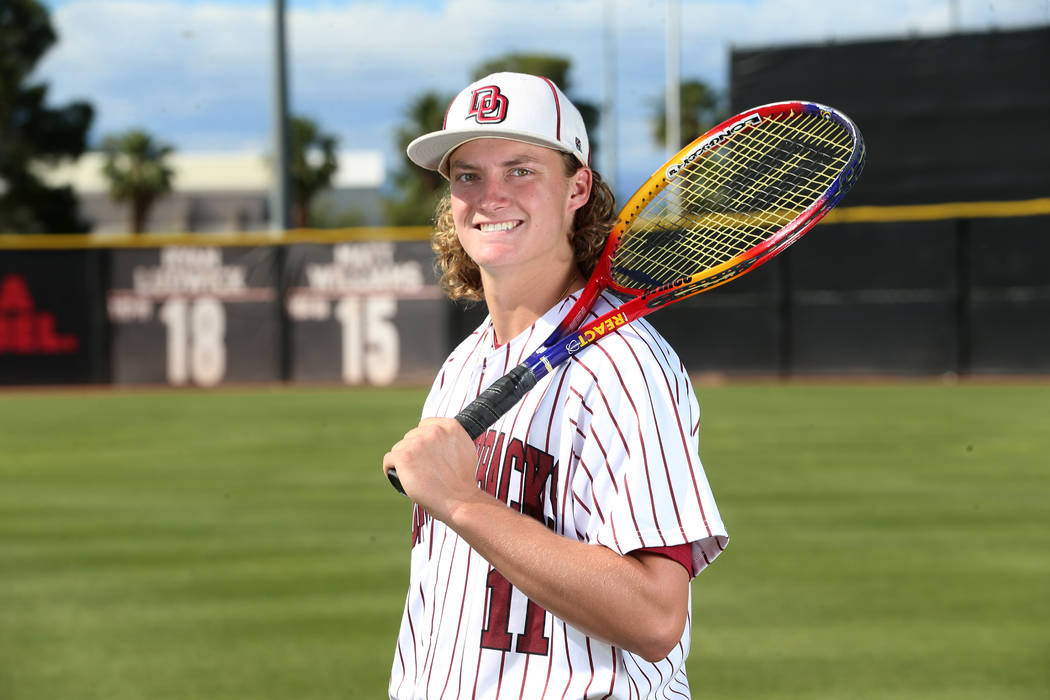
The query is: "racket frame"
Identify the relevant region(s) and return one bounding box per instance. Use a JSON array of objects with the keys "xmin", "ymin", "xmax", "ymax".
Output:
[{"xmin": 524, "ymin": 100, "xmax": 865, "ymax": 383}]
